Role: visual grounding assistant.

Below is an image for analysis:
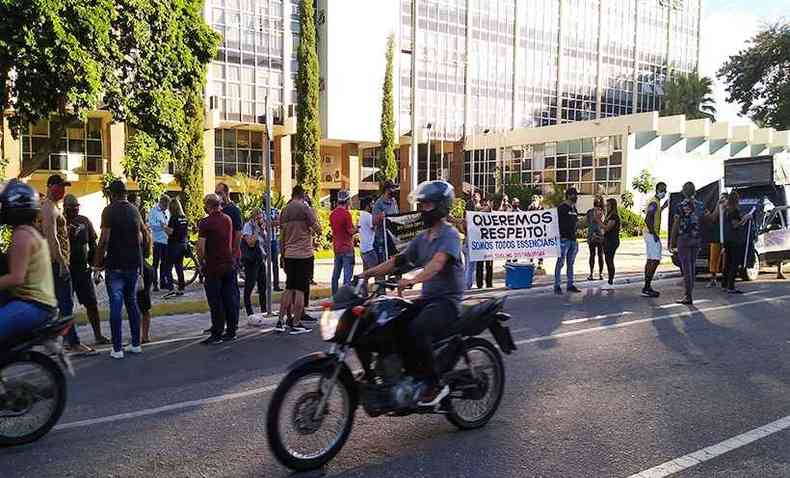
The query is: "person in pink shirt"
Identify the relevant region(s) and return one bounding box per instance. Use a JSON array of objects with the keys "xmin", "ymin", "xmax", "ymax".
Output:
[{"xmin": 329, "ymin": 190, "xmax": 357, "ymax": 295}]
